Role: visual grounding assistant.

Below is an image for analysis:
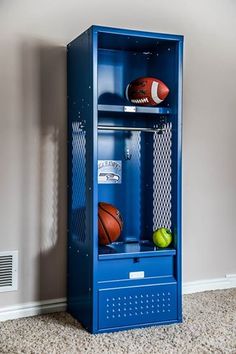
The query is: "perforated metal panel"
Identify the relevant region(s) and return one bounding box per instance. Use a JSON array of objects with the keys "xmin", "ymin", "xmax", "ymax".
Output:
[
  {"xmin": 153, "ymin": 123, "xmax": 172, "ymax": 229},
  {"xmin": 99, "ymin": 283, "xmax": 177, "ymax": 329},
  {"xmin": 71, "ymin": 122, "xmax": 86, "ymax": 243}
]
